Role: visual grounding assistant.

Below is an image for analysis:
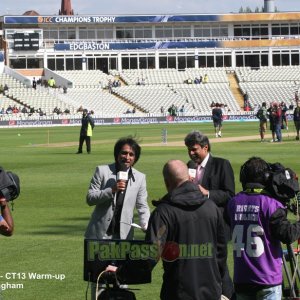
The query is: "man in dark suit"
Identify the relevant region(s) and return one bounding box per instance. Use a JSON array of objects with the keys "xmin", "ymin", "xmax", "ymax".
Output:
[
  {"xmin": 184, "ymin": 130, "xmax": 235, "ymax": 299},
  {"xmin": 76, "ymin": 109, "xmax": 95, "ymax": 154}
]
